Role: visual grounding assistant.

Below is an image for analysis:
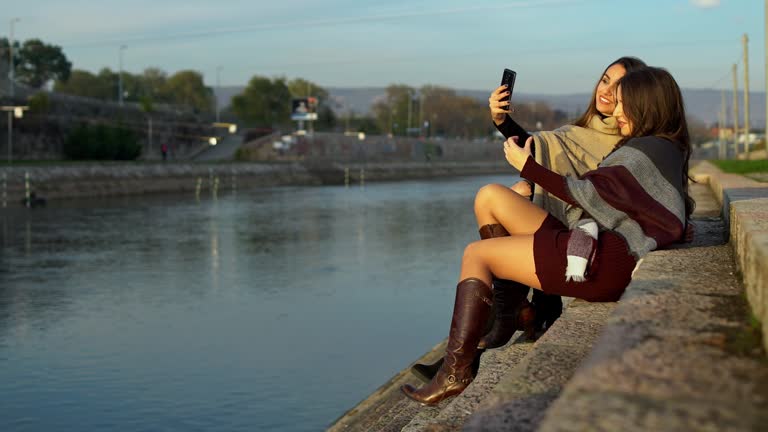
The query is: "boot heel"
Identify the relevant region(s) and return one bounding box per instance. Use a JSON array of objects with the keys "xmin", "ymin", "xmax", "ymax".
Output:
[{"xmin": 519, "ymin": 303, "xmax": 537, "ymax": 340}]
